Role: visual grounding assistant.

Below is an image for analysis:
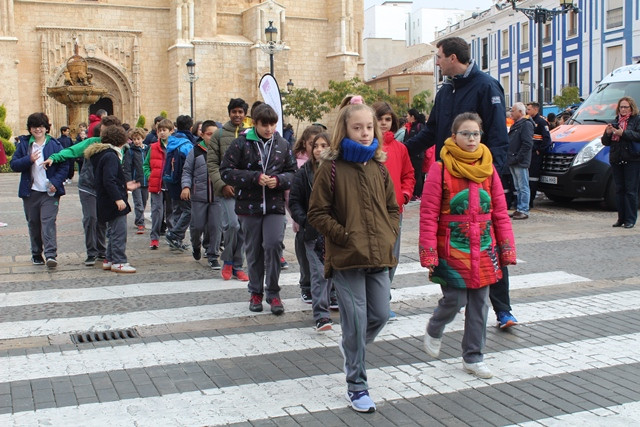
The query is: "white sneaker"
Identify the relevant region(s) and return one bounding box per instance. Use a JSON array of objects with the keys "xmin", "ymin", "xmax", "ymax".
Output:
[
  {"xmin": 111, "ymin": 263, "xmax": 136, "ymax": 273},
  {"xmin": 423, "ymin": 332, "xmax": 441, "ymax": 358},
  {"xmin": 102, "ymin": 260, "xmax": 112, "ymax": 270},
  {"xmin": 463, "ymin": 360, "xmax": 493, "ymax": 379}
]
